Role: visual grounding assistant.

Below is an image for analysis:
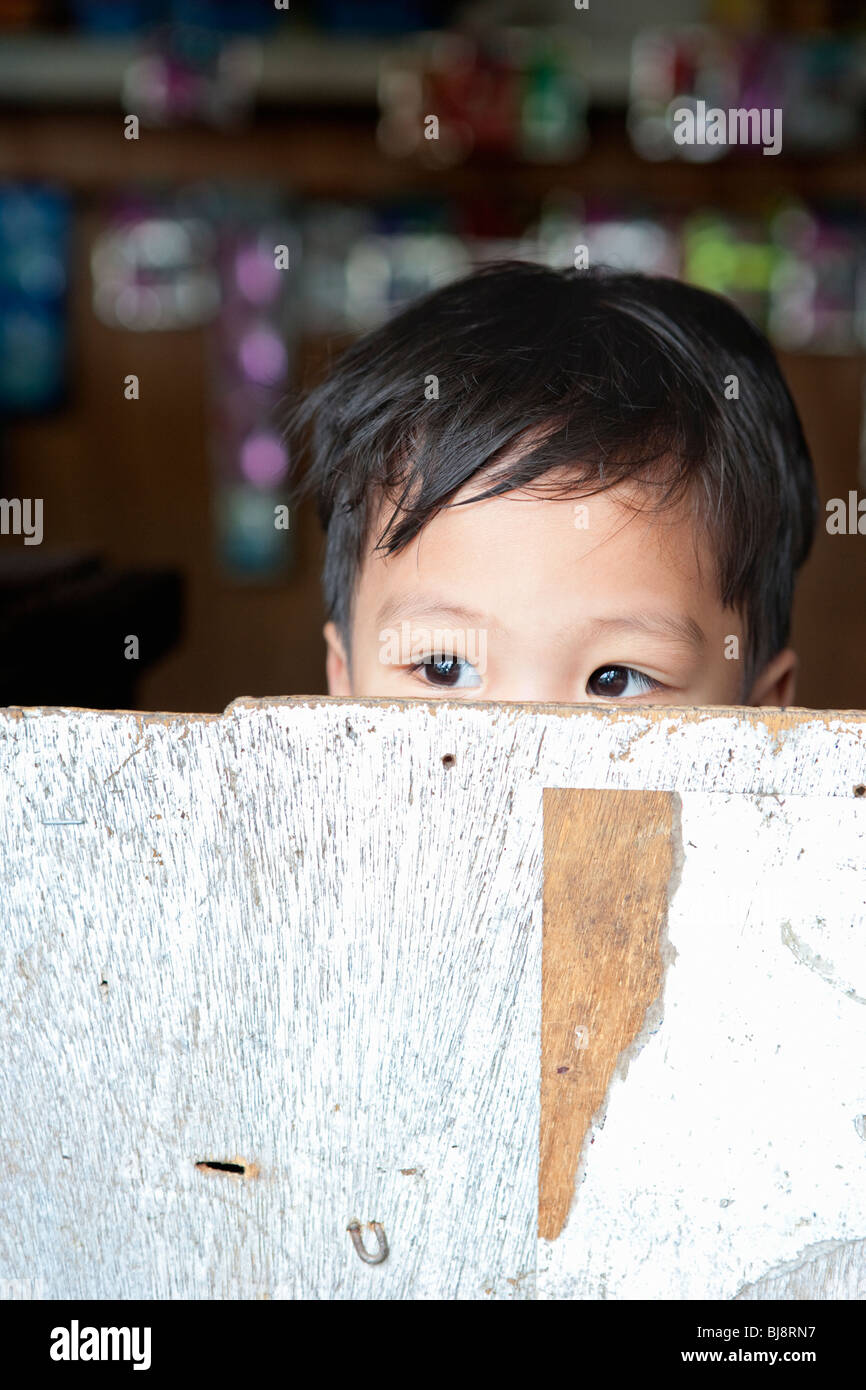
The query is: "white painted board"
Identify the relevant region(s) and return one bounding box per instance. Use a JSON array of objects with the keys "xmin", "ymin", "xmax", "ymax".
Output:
[{"xmin": 1, "ymin": 698, "xmax": 865, "ymax": 1299}]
